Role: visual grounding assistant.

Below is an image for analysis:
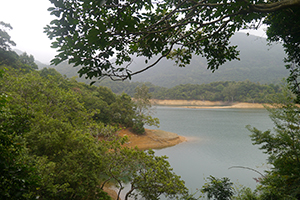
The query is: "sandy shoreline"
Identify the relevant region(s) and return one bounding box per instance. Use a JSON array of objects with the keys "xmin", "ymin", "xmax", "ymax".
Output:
[
  {"xmin": 118, "ymin": 128, "xmax": 187, "ymax": 150},
  {"xmin": 151, "ymin": 99, "xmax": 265, "ymax": 109}
]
